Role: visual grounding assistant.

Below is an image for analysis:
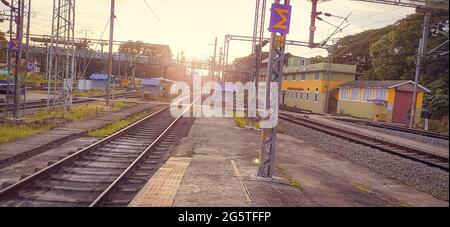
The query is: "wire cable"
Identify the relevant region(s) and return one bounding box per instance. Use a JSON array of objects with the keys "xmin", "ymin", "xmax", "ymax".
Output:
[
  {"xmin": 143, "ymin": 0, "xmax": 164, "ymax": 28},
  {"xmin": 81, "ymin": 18, "xmax": 110, "ymax": 78}
]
